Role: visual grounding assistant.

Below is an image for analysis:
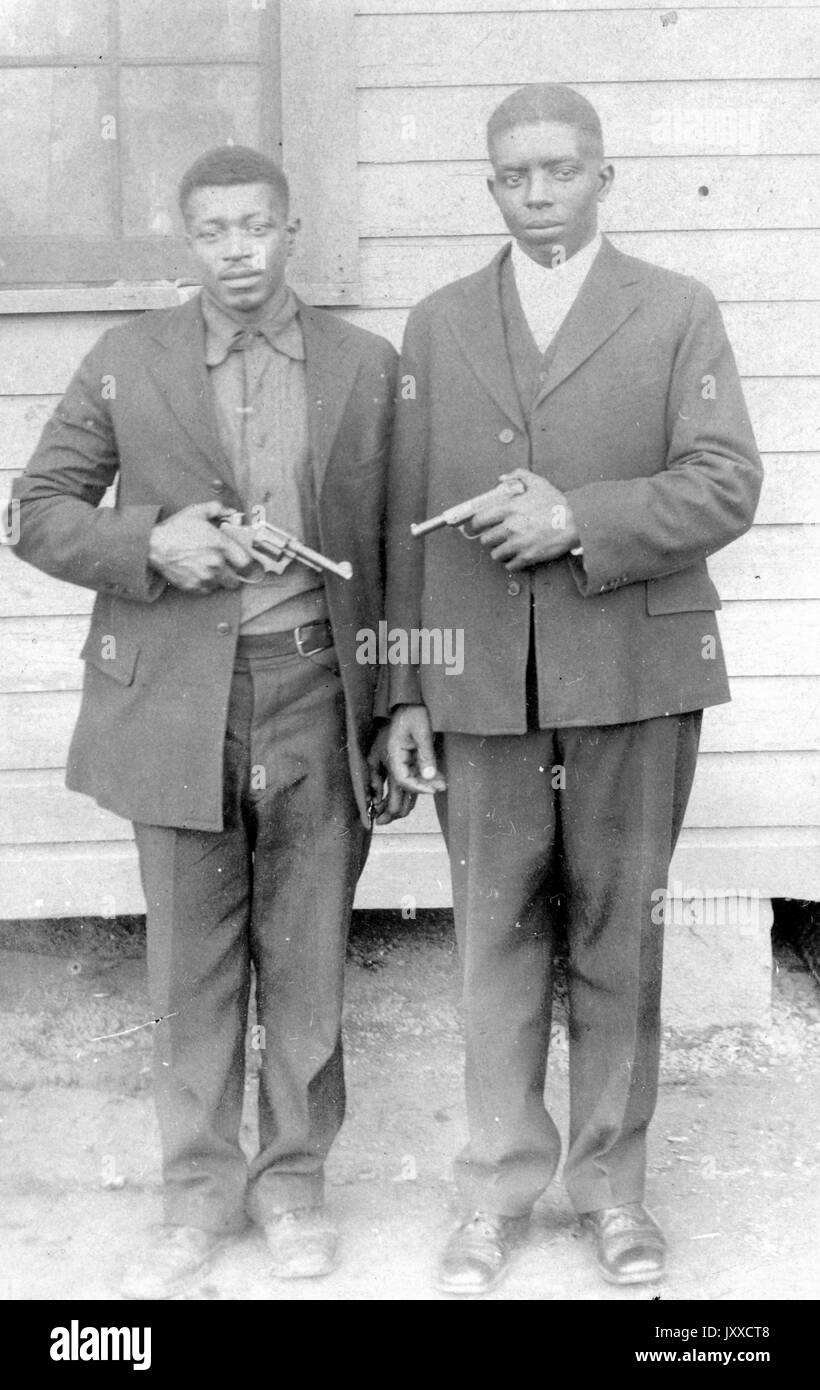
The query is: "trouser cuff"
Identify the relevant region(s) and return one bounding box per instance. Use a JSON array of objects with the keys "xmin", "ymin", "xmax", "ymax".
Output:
[{"xmin": 245, "ymin": 1173, "xmax": 326, "ymax": 1223}]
